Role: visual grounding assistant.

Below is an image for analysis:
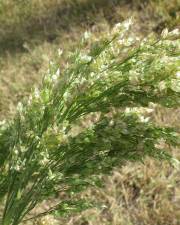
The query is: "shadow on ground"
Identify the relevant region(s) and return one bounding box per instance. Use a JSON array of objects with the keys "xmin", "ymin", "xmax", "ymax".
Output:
[{"xmin": 0, "ymin": 0, "xmax": 129, "ymax": 54}]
